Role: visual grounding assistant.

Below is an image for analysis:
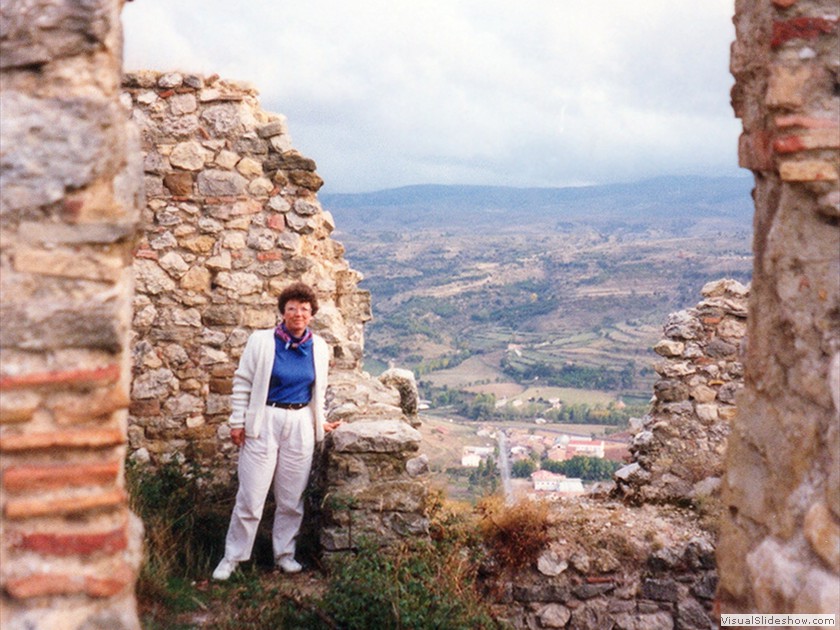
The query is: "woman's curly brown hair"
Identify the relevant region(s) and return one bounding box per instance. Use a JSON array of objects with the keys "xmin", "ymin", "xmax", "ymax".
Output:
[{"xmin": 277, "ymin": 282, "xmax": 319, "ymax": 315}]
